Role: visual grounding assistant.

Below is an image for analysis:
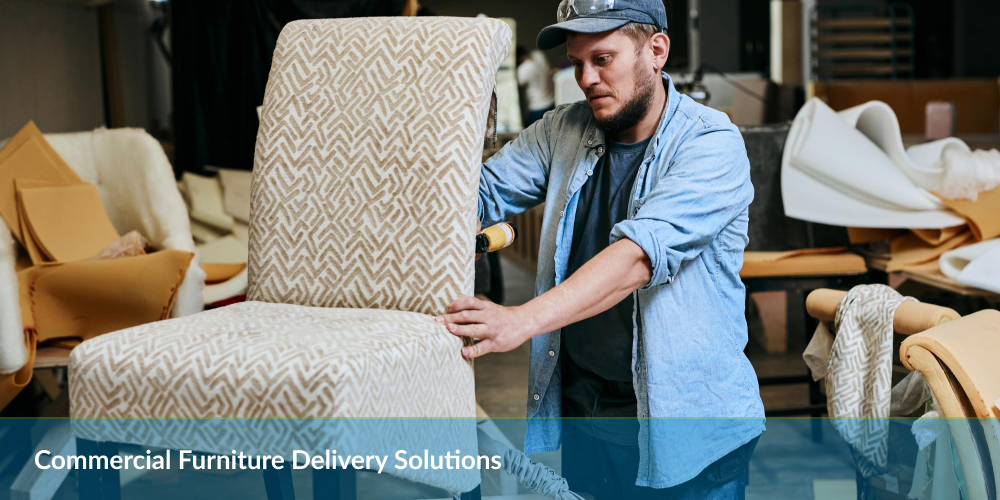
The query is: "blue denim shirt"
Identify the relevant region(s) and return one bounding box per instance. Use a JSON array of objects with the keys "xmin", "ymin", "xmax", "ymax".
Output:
[{"xmin": 478, "ymin": 74, "xmax": 765, "ymax": 488}]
